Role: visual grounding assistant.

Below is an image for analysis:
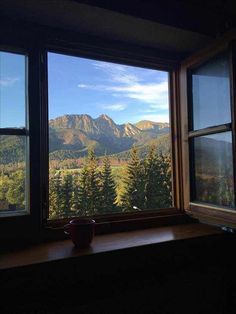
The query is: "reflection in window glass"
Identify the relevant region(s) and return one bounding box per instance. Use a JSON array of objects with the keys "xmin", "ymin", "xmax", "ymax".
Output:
[
  {"xmin": 192, "ymin": 53, "xmax": 231, "ymax": 130},
  {"xmin": 0, "ymin": 51, "xmax": 26, "ymax": 128},
  {"xmin": 48, "ymin": 52, "xmax": 172, "ymax": 219},
  {"xmin": 192, "ymin": 132, "xmax": 234, "ymax": 208},
  {"xmin": 0, "ymin": 136, "xmax": 27, "ymax": 212}
]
